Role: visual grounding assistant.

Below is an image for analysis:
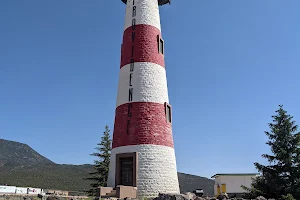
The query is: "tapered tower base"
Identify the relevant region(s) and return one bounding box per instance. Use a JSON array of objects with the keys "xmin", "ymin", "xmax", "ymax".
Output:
[{"xmin": 107, "ymin": 145, "xmax": 179, "ymax": 198}]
